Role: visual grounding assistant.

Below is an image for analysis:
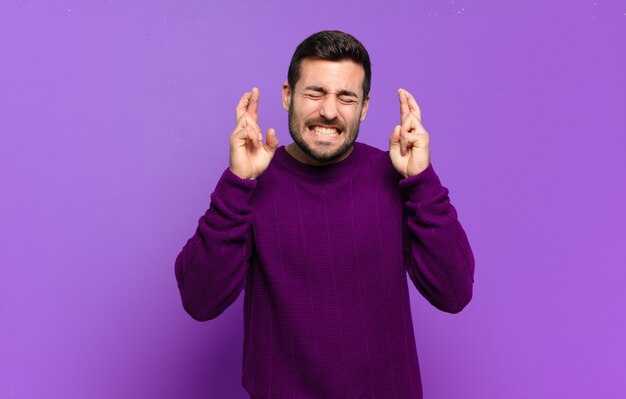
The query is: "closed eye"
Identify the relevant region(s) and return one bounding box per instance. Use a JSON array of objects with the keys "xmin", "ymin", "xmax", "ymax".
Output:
[
  {"xmin": 302, "ymin": 91, "xmax": 358, "ymax": 105},
  {"xmin": 304, "ymin": 93, "xmax": 324, "ymax": 100},
  {"xmin": 338, "ymin": 96, "xmax": 357, "ymax": 105}
]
